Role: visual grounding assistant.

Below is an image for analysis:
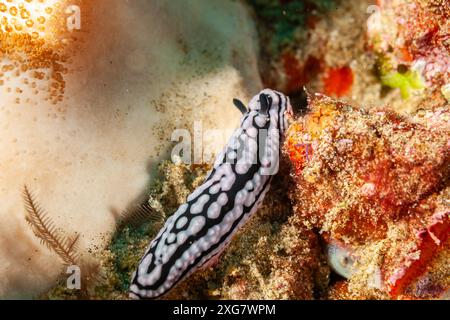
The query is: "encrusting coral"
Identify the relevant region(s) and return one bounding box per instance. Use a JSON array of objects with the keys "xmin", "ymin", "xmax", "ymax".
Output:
[
  {"xmin": 367, "ymin": 0, "xmax": 449, "ymax": 101},
  {"xmin": 284, "ymin": 92, "xmax": 449, "ymax": 299}
]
